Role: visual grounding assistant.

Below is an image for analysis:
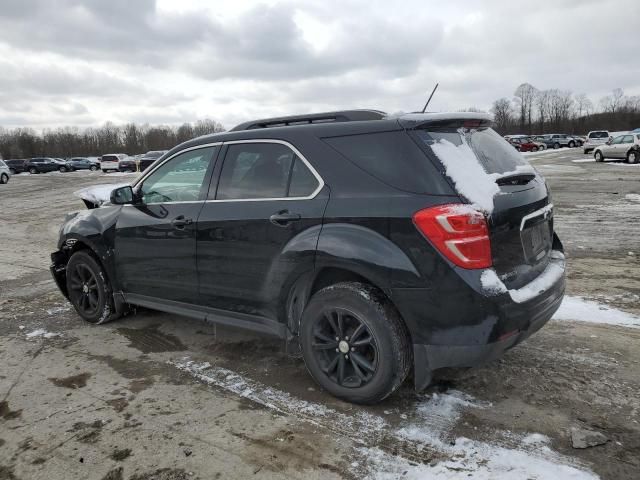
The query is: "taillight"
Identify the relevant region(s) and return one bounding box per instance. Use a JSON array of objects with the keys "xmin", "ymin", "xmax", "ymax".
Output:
[{"xmin": 413, "ymin": 204, "xmax": 492, "ymax": 269}]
